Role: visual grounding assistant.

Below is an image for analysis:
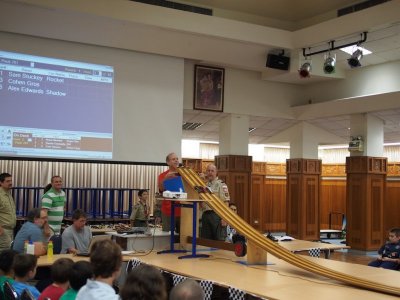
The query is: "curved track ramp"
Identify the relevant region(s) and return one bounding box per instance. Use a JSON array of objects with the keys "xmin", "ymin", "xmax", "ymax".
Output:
[{"xmin": 178, "ymin": 167, "xmax": 400, "ymax": 297}]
